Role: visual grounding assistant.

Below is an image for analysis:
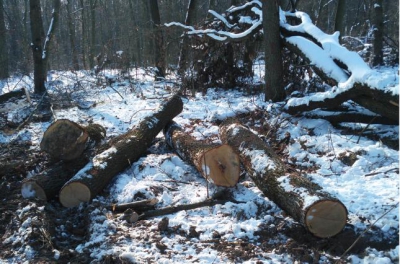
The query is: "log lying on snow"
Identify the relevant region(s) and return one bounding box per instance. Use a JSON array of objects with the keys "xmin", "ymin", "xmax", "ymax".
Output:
[
  {"xmin": 22, "ymin": 120, "xmax": 106, "ymax": 201},
  {"xmin": 163, "ymin": 121, "xmax": 240, "ymax": 187},
  {"xmin": 59, "ymin": 94, "xmax": 183, "ymax": 208},
  {"xmin": 219, "ymin": 119, "xmax": 348, "ymax": 238},
  {"xmin": 40, "ymin": 119, "xmax": 106, "ymax": 161}
]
